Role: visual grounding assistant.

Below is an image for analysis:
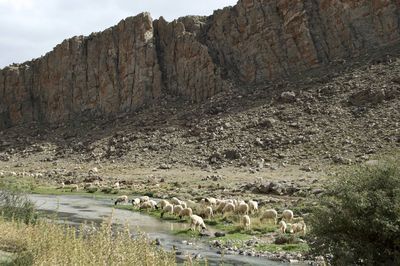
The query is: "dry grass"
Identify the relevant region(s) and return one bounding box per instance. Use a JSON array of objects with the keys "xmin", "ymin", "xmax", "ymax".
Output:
[{"xmin": 0, "ymin": 217, "xmax": 175, "ymax": 266}]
